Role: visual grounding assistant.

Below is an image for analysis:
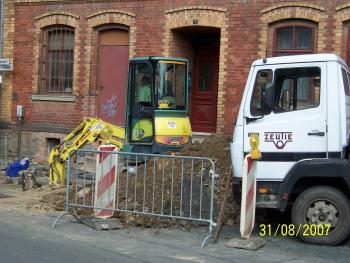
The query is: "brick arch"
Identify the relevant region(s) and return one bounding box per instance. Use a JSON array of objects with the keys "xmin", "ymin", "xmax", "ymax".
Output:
[
  {"xmin": 258, "ymin": 3, "xmax": 327, "ymax": 57},
  {"xmin": 261, "ymin": 2, "xmax": 326, "ymax": 14},
  {"xmin": 85, "ymin": 10, "xmax": 136, "ymax": 58},
  {"xmin": 86, "ymin": 10, "xmax": 135, "ymax": 20},
  {"xmin": 35, "ymin": 12, "xmax": 80, "ymax": 21},
  {"xmin": 85, "ymin": 9, "xmax": 136, "ymax": 54},
  {"xmin": 82, "ymin": 10, "xmax": 136, "ymax": 117},
  {"xmin": 334, "ymin": 5, "xmax": 350, "ymax": 57},
  {"xmin": 33, "ymin": 13, "xmax": 81, "ymax": 94},
  {"xmin": 163, "ymin": 6, "xmax": 228, "ymax": 133}
]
